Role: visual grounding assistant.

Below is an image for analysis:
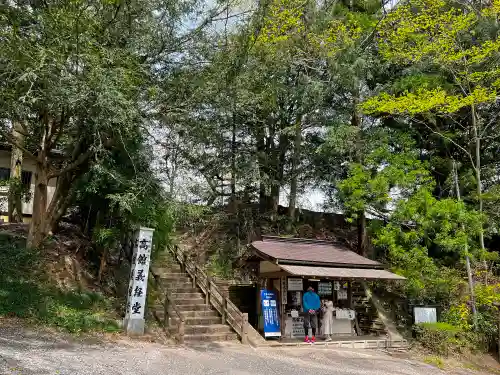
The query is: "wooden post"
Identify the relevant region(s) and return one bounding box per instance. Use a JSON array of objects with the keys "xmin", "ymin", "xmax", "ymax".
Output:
[
  {"xmin": 192, "ymin": 271, "xmax": 197, "ymax": 289},
  {"xmin": 178, "ymin": 318, "xmax": 185, "ymax": 344},
  {"xmin": 348, "ymin": 281, "xmax": 352, "ymax": 309},
  {"xmin": 241, "ymin": 313, "xmax": 249, "ymax": 345},
  {"xmin": 222, "ymin": 295, "xmax": 227, "ymax": 325},
  {"xmin": 164, "ymin": 293, "xmax": 170, "ymax": 328},
  {"xmin": 206, "ymin": 277, "xmax": 211, "ymax": 305}
]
